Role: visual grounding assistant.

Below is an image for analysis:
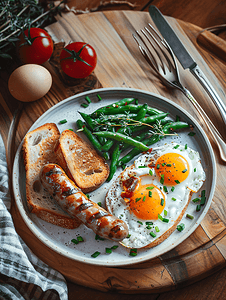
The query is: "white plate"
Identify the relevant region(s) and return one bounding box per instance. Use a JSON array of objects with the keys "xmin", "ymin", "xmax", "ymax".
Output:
[{"xmin": 12, "ymin": 87, "xmax": 216, "ymax": 267}]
